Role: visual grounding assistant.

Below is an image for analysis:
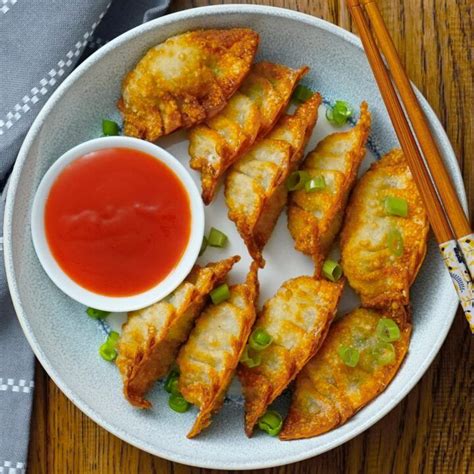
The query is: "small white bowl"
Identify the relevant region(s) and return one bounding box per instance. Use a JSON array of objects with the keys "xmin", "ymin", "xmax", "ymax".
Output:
[{"xmin": 31, "ymin": 136, "xmax": 205, "ymax": 312}]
